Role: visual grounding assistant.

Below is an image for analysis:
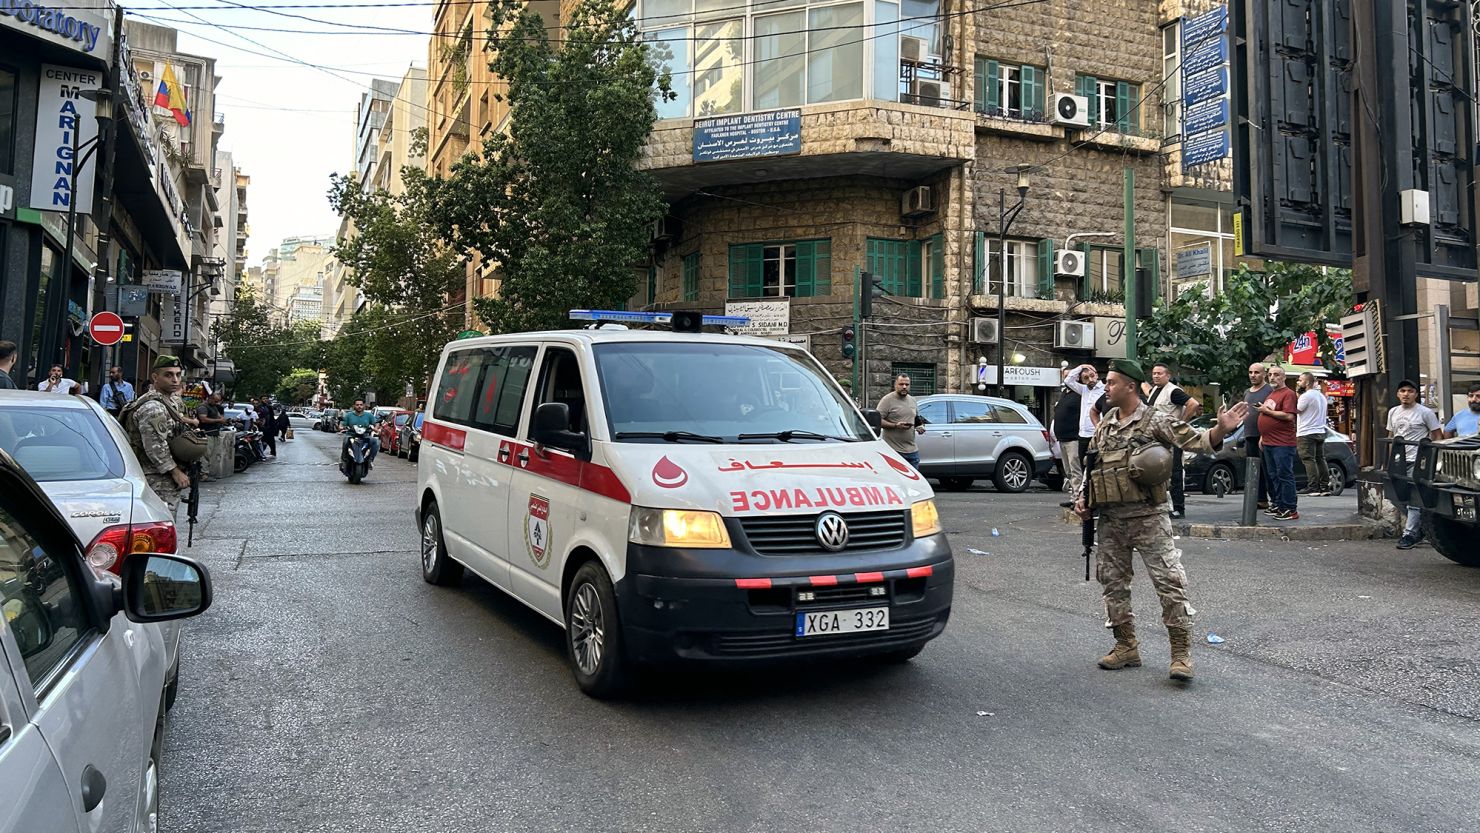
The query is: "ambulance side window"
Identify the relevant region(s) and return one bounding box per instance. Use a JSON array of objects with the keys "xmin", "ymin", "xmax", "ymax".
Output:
[
  {"xmin": 433, "ymin": 349, "xmax": 488, "ymax": 426},
  {"xmin": 472, "ymin": 345, "xmax": 538, "ymax": 437},
  {"xmin": 530, "ymin": 348, "xmax": 587, "ymax": 436}
]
